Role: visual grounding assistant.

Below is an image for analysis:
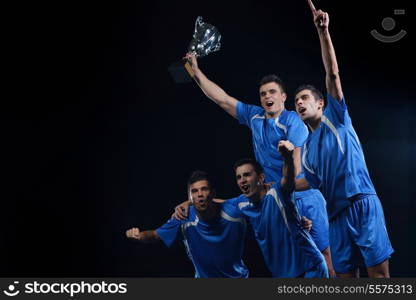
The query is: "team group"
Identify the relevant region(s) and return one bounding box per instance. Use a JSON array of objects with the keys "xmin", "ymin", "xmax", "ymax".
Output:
[{"xmin": 126, "ymin": 0, "xmax": 394, "ymax": 278}]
